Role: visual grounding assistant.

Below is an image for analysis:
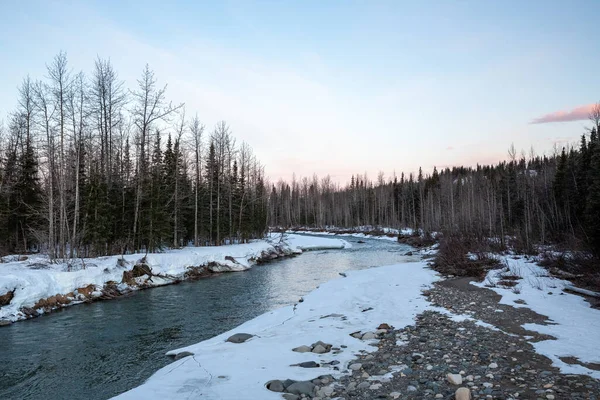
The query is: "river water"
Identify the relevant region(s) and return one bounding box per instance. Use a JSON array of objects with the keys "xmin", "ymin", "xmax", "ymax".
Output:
[{"xmin": 0, "ymin": 236, "xmax": 411, "ymax": 400}]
